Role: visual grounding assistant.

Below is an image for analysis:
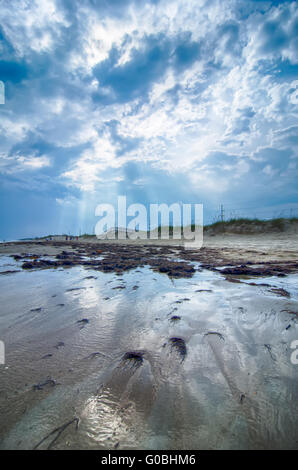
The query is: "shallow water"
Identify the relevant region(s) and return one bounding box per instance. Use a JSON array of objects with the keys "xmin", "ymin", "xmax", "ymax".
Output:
[{"xmin": 0, "ymin": 256, "xmax": 298, "ymax": 450}]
